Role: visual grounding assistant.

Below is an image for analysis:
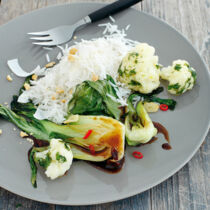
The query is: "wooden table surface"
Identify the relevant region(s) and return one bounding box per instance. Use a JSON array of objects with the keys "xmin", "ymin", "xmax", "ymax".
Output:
[{"xmin": 0, "ymin": 0, "xmax": 209, "ymax": 209}]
